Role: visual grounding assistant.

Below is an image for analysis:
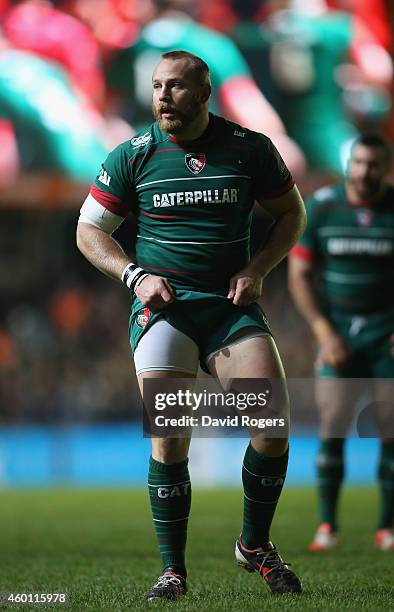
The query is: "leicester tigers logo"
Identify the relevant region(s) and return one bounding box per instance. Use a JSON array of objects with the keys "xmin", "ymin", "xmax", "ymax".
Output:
[
  {"xmin": 356, "ymin": 210, "xmax": 373, "ymax": 227},
  {"xmin": 185, "ymin": 153, "xmax": 206, "ymax": 174},
  {"xmin": 136, "ymin": 307, "xmax": 151, "ymax": 329}
]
